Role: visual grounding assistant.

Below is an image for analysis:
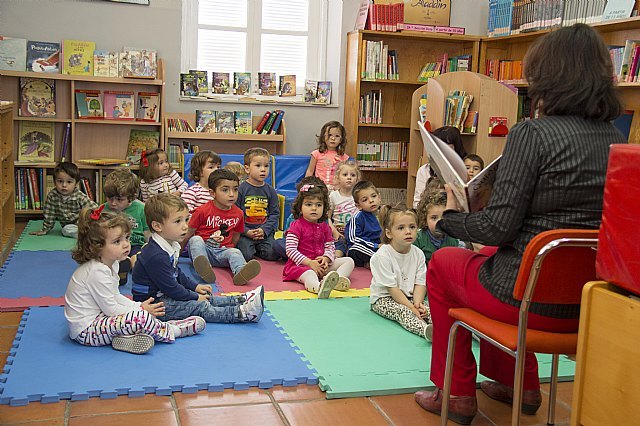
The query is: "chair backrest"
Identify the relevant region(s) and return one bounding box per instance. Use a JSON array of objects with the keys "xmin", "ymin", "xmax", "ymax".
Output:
[
  {"xmin": 512, "ymin": 229, "xmax": 599, "ymax": 305},
  {"xmin": 596, "ymin": 144, "xmax": 640, "ymax": 296},
  {"xmin": 273, "ymin": 155, "xmax": 310, "ymax": 193}
]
